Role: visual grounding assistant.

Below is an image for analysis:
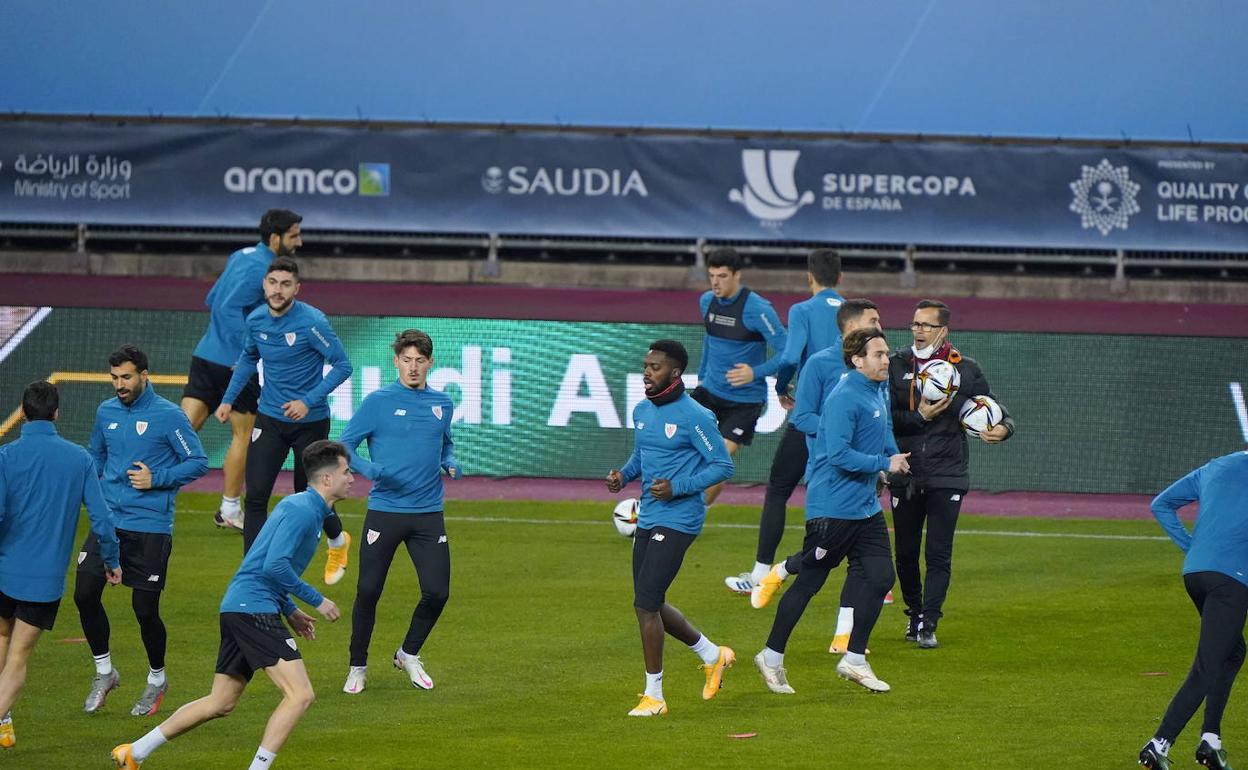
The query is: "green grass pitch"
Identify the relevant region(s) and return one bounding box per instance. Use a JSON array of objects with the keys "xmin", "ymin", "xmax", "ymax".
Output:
[{"xmin": 5, "ymin": 493, "xmax": 1235, "ymax": 768}]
